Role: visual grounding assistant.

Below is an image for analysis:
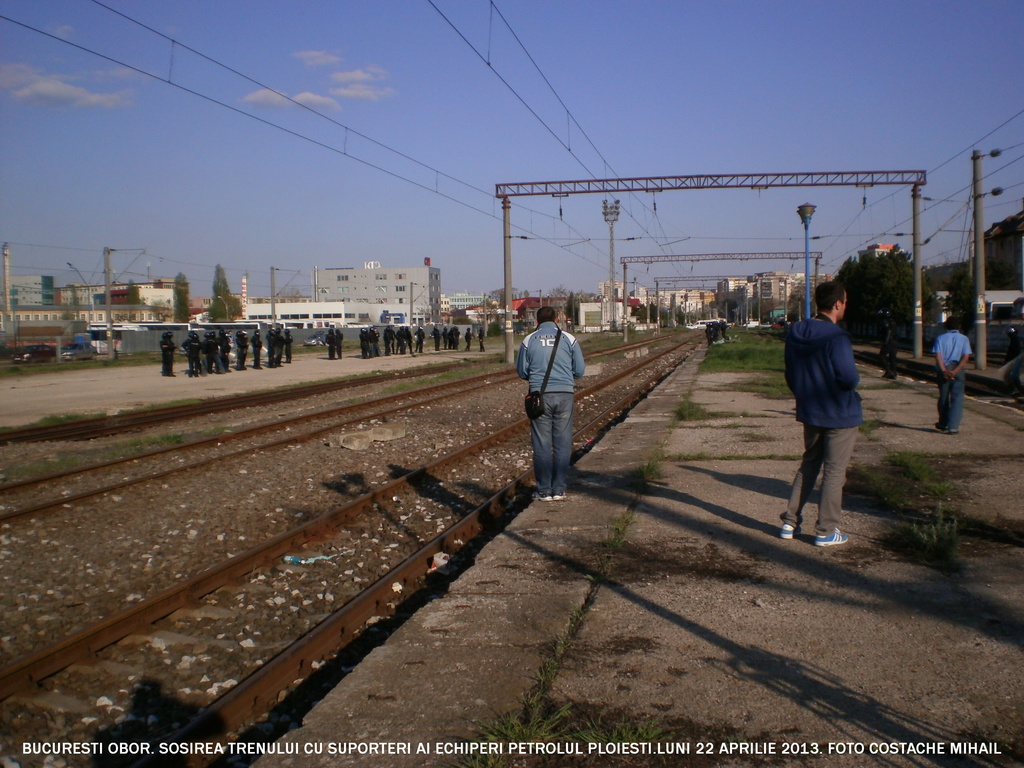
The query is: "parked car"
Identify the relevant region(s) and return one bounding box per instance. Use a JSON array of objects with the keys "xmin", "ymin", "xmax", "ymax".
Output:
[
  {"xmin": 60, "ymin": 341, "xmax": 96, "ymax": 361},
  {"xmin": 12, "ymin": 344, "xmax": 57, "ymax": 363},
  {"xmin": 303, "ymin": 333, "xmax": 326, "ymax": 347}
]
